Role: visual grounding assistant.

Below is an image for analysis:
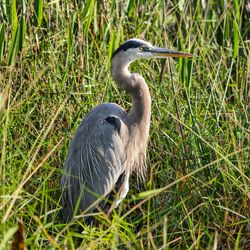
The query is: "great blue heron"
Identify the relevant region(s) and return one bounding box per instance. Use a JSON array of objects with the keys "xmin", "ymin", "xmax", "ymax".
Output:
[{"xmin": 61, "ymin": 38, "xmax": 192, "ymax": 223}]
